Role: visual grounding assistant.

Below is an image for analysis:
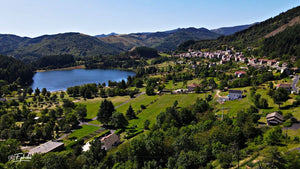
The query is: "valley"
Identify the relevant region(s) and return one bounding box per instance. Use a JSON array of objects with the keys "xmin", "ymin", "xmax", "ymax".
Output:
[{"xmin": 1, "ymin": 4, "xmax": 300, "ymax": 169}]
